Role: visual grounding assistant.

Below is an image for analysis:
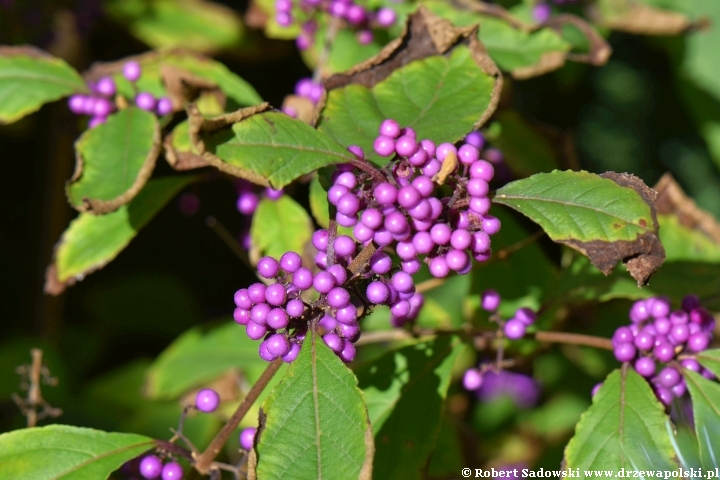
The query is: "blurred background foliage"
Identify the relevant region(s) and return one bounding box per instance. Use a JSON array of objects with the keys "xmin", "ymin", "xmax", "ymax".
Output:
[{"xmin": 1, "ymin": 0, "xmax": 719, "ymax": 474}]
